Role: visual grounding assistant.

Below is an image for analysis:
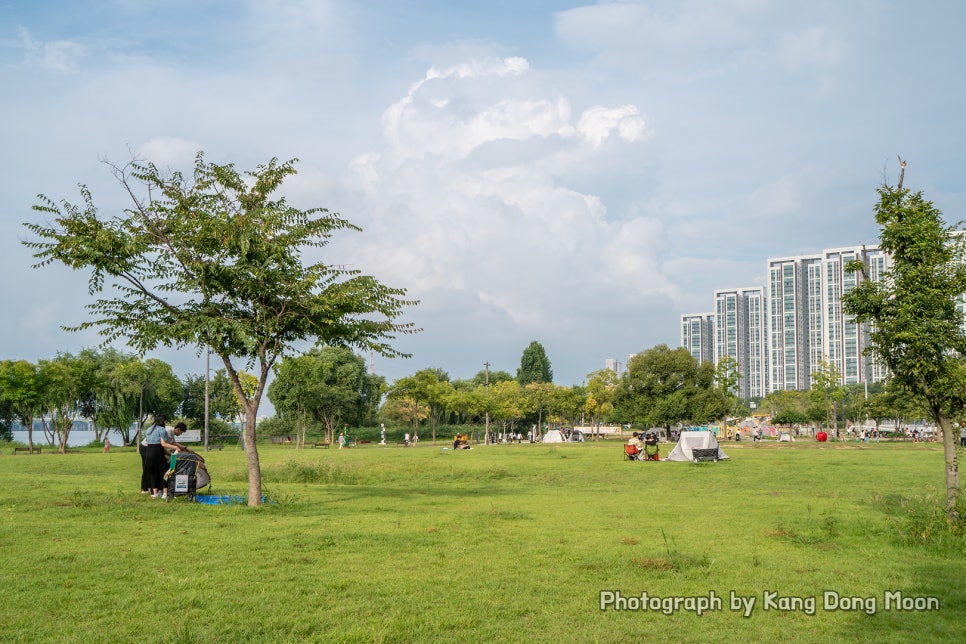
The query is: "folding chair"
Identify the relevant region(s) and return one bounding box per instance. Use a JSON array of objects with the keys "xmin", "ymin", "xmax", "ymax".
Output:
[{"xmin": 623, "ymin": 444, "xmax": 641, "ymax": 461}]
